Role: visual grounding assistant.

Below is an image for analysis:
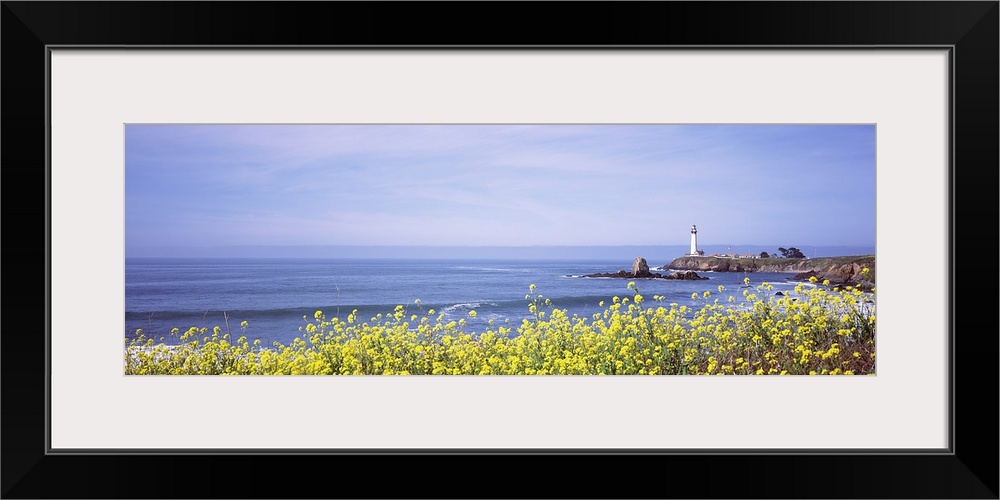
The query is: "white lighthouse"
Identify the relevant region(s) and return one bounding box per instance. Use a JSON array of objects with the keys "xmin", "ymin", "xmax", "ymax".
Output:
[{"xmin": 690, "ymin": 224, "xmax": 698, "ymax": 255}]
